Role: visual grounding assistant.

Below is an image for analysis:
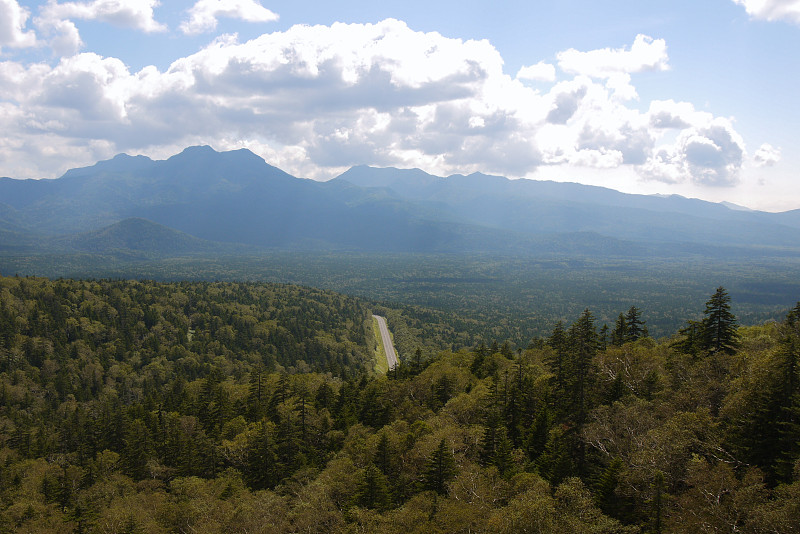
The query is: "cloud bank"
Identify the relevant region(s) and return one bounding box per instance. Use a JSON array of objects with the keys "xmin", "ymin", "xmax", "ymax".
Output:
[{"xmin": 0, "ymin": 16, "xmax": 765, "ymax": 191}]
